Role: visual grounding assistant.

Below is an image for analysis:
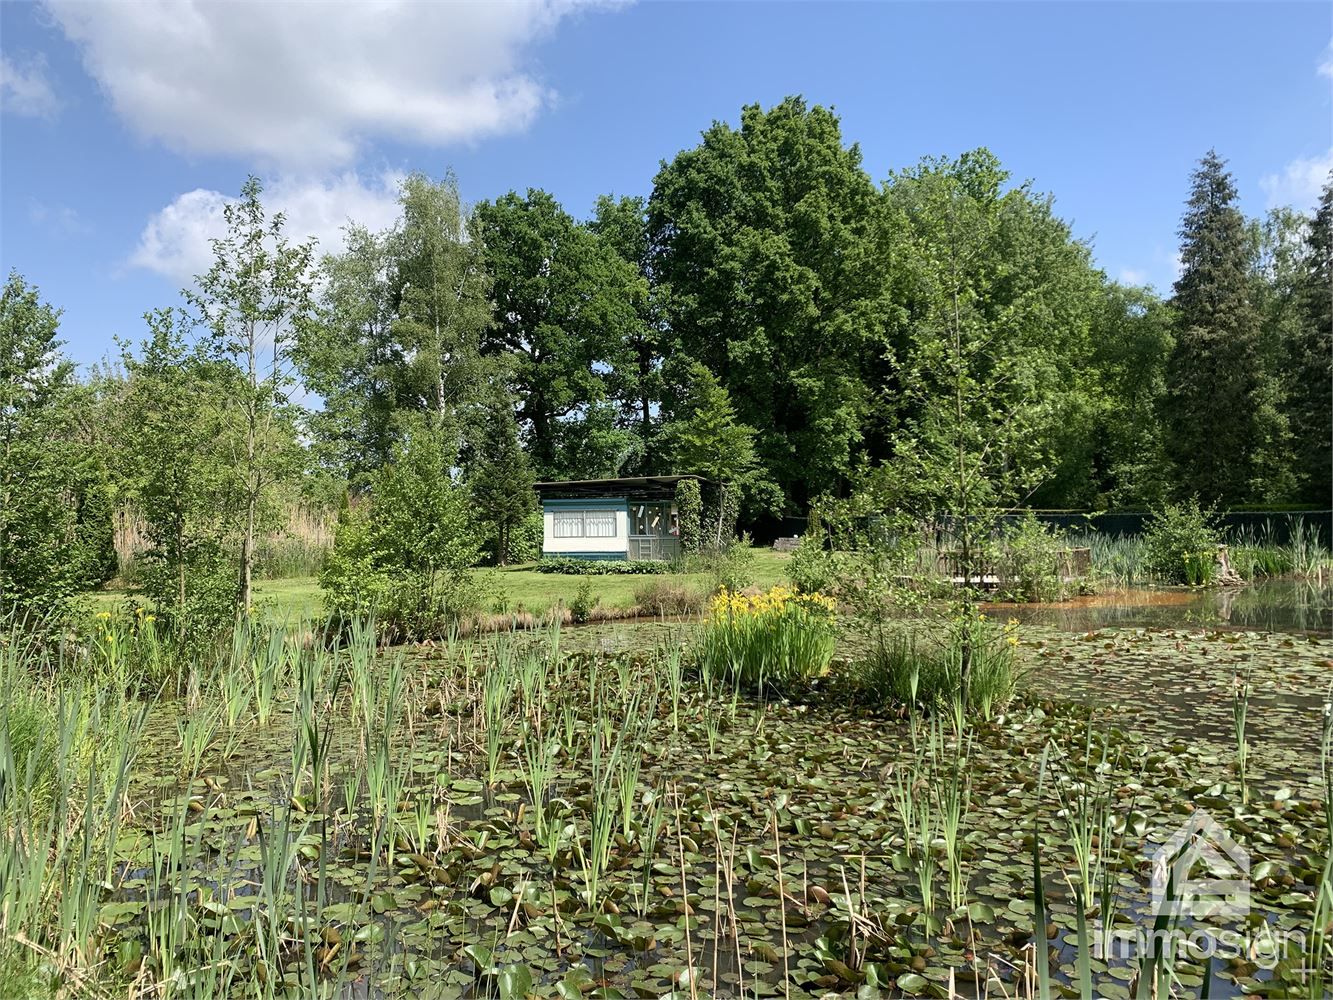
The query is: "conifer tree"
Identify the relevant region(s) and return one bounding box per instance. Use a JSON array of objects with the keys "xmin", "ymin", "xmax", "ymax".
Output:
[
  {"xmin": 469, "ymin": 397, "xmax": 536, "ymax": 565},
  {"xmin": 1290, "ymin": 175, "xmax": 1333, "ymax": 503},
  {"xmin": 1165, "ymin": 151, "xmax": 1267, "ymax": 505}
]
